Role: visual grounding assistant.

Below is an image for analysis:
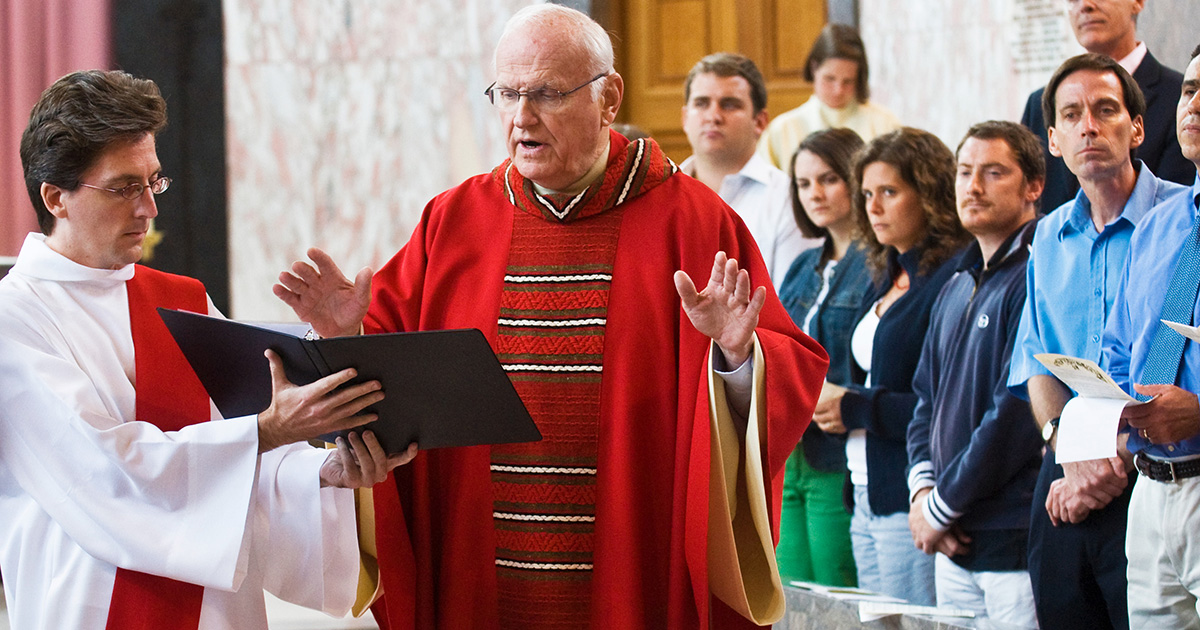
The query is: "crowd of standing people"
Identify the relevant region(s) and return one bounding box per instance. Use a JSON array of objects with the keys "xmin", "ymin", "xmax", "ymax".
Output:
[
  {"xmin": 671, "ymin": 1, "xmax": 1200, "ymax": 628},
  {"xmin": 3, "ymin": 1, "xmax": 1200, "ymax": 630}
]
